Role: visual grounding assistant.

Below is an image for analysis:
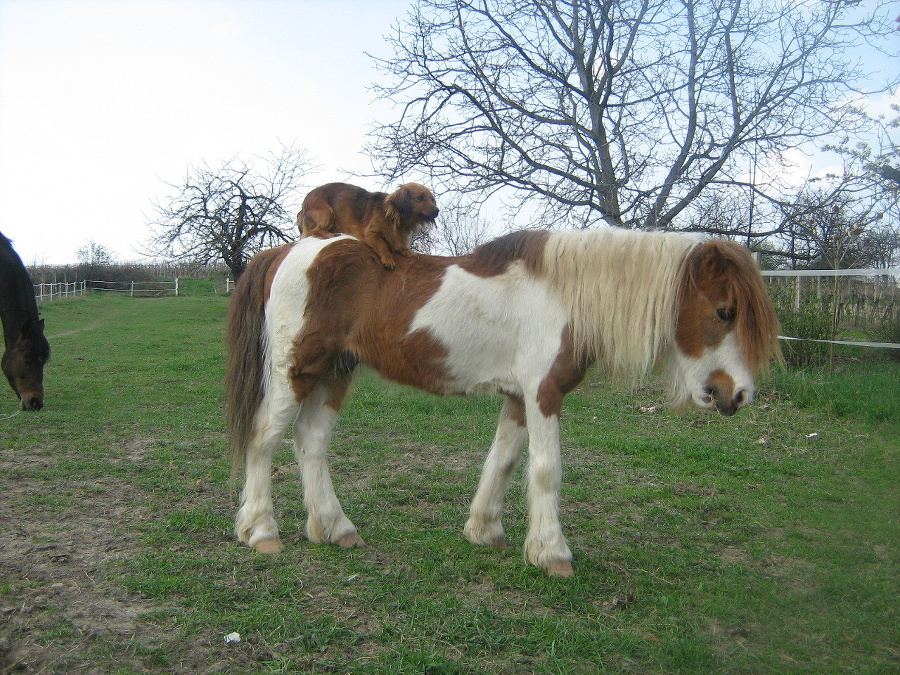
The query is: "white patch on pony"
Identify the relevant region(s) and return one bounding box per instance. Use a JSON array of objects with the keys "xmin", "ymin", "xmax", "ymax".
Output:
[
  {"xmin": 673, "ymin": 331, "xmax": 754, "ymax": 411},
  {"xmin": 266, "ymin": 236, "xmax": 355, "ymax": 382},
  {"xmin": 409, "ymin": 261, "xmax": 569, "ymax": 396}
]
